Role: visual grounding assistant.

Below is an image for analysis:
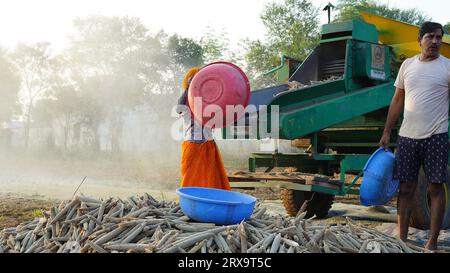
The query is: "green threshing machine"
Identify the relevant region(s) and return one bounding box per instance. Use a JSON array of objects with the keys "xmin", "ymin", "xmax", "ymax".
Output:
[{"xmin": 223, "ymin": 13, "xmax": 450, "ymax": 229}]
